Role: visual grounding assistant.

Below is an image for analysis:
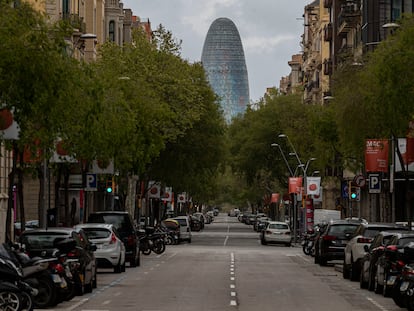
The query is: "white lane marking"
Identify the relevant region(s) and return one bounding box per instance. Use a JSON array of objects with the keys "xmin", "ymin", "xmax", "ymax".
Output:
[
  {"xmin": 230, "ymin": 300, "xmax": 237, "ymax": 306},
  {"xmin": 231, "ymin": 291, "xmax": 237, "ymax": 297},
  {"xmin": 224, "ymin": 236, "xmax": 229, "ymax": 246},
  {"xmin": 102, "ymin": 300, "xmax": 111, "ymax": 305},
  {"xmin": 230, "ymin": 277, "xmax": 235, "ymax": 281},
  {"xmin": 230, "ymin": 284, "xmax": 235, "ymax": 289},
  {"xmin": 65, "ymin": 298, "xmax": 89, "ymax": 311},
  {"xmin": 366, "ymin": 297, "xmax": 389, "ymax": 311},
  {"xmin": 231, "ymin": 252, "xmax": 234, "ymax": 261}
]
